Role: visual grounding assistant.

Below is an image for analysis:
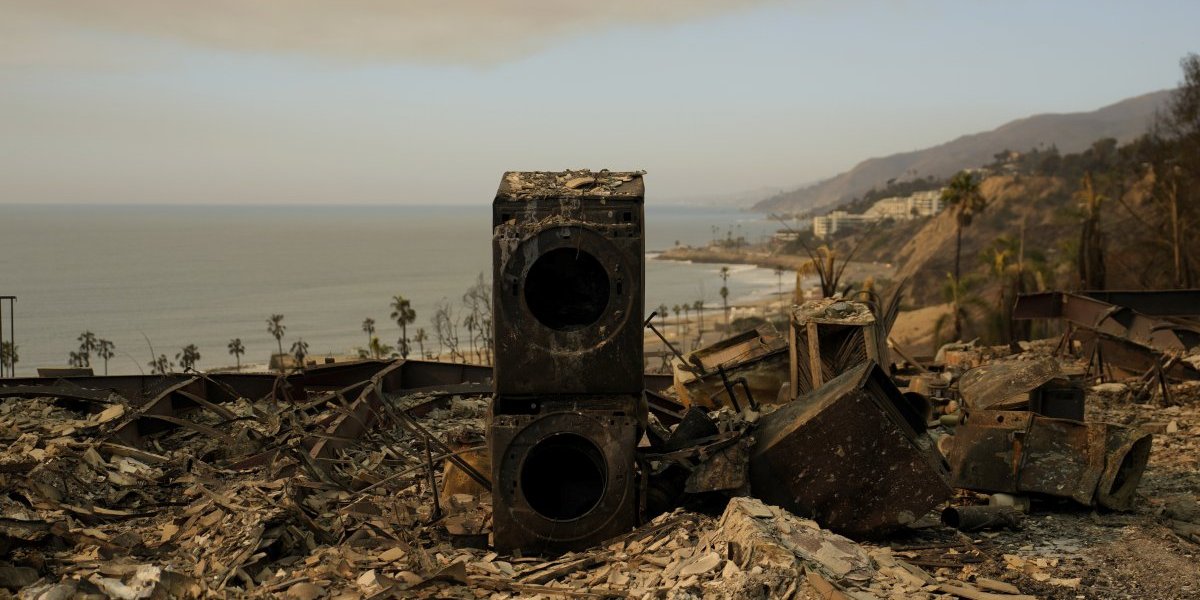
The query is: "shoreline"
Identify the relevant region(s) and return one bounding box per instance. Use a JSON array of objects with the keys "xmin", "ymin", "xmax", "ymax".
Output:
[{"xmin": 653, "ymin": 246, "xmax": 811, "ymax": 271}]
